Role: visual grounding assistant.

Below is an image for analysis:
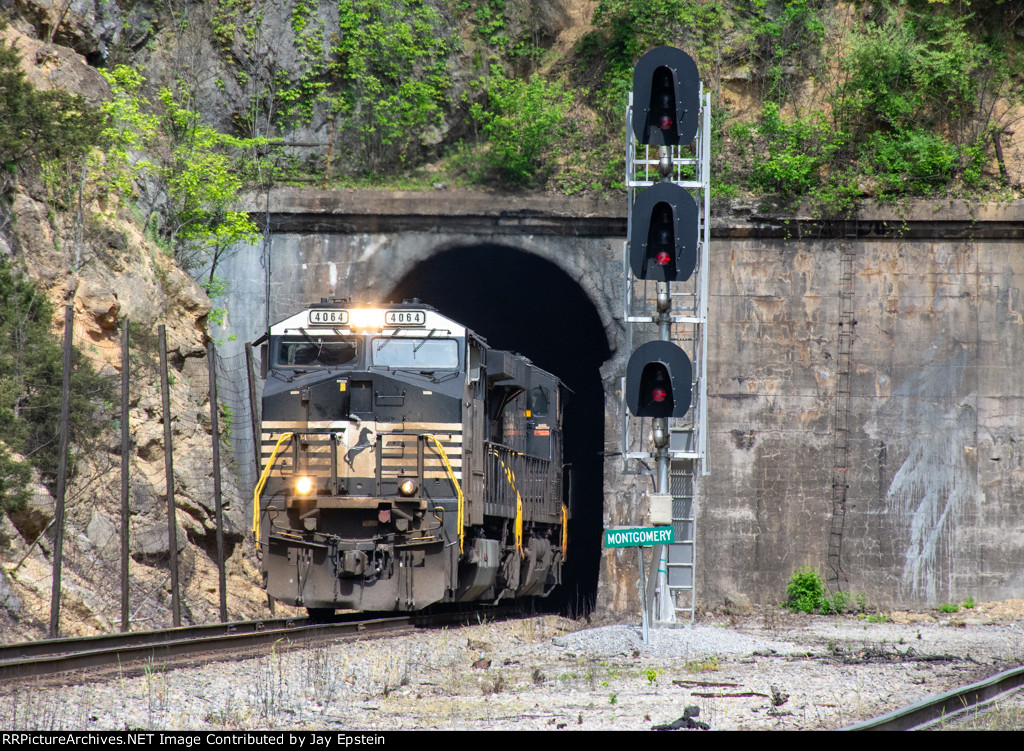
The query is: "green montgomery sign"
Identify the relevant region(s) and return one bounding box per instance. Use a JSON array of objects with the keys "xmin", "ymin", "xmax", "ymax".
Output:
[{"xmin": 604, "ymin": 526, "xmax": 675, "ymax": 548}]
